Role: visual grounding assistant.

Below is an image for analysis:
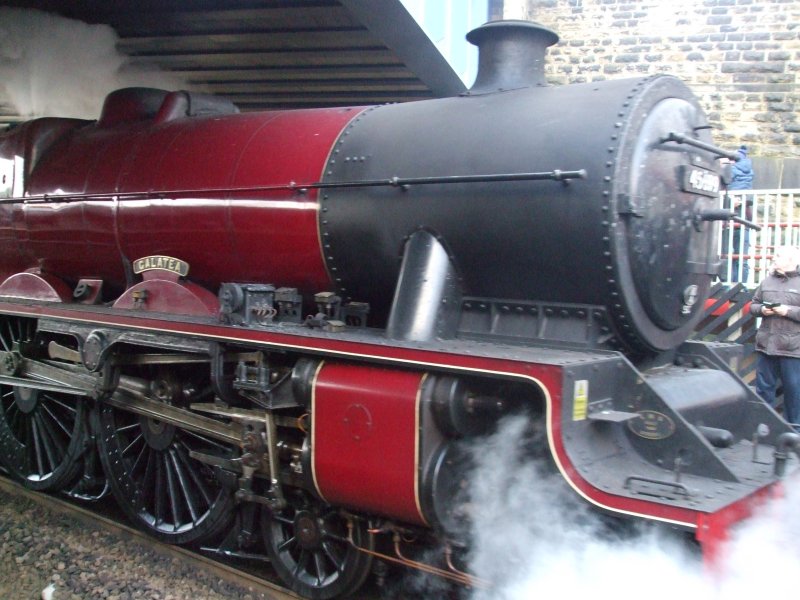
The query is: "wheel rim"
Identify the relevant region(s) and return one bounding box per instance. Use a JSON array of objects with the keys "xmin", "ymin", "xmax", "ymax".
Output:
[
  {"xmin": 262, "ymin": 491, "xmax": 373, "ymax": 600},
  {"xmin": 0, "ymin": 317, "xmax": 87, "ymax": 491},
  {"xmin": 96, "ymin": 401, "xmax": 235, "ymax": 545}
]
